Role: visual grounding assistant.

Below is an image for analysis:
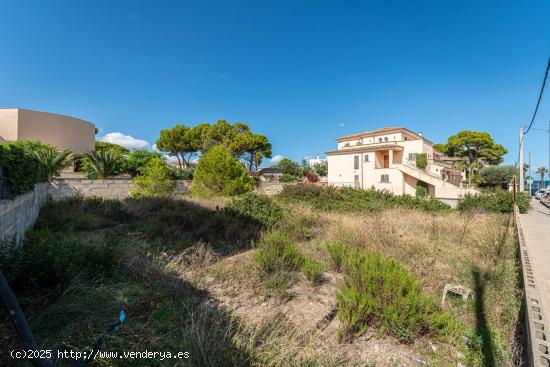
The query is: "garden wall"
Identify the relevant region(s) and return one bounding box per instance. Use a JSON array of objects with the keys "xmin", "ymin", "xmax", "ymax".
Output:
[
  {"xmin": 255, "ymin": 181, "xmax": 287, "ymax": 195},
  {"xmin": 48, "ymin": 178, "xmax": 192, "ymax": 200},
  {"xmin": 0, "ymin": 183, "xmax": 48, "ymax": 245}
]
